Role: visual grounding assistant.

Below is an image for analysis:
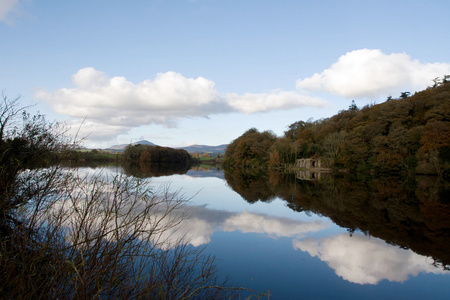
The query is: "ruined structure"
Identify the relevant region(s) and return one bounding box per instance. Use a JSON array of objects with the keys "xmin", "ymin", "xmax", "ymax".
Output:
[
  {"xmin": 285, "ymin": 158, "xmax": 331, "ymax": 180},
  {"xmin": 295, "ymin": 158, "xmax": 322, "ymax": 169}
]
